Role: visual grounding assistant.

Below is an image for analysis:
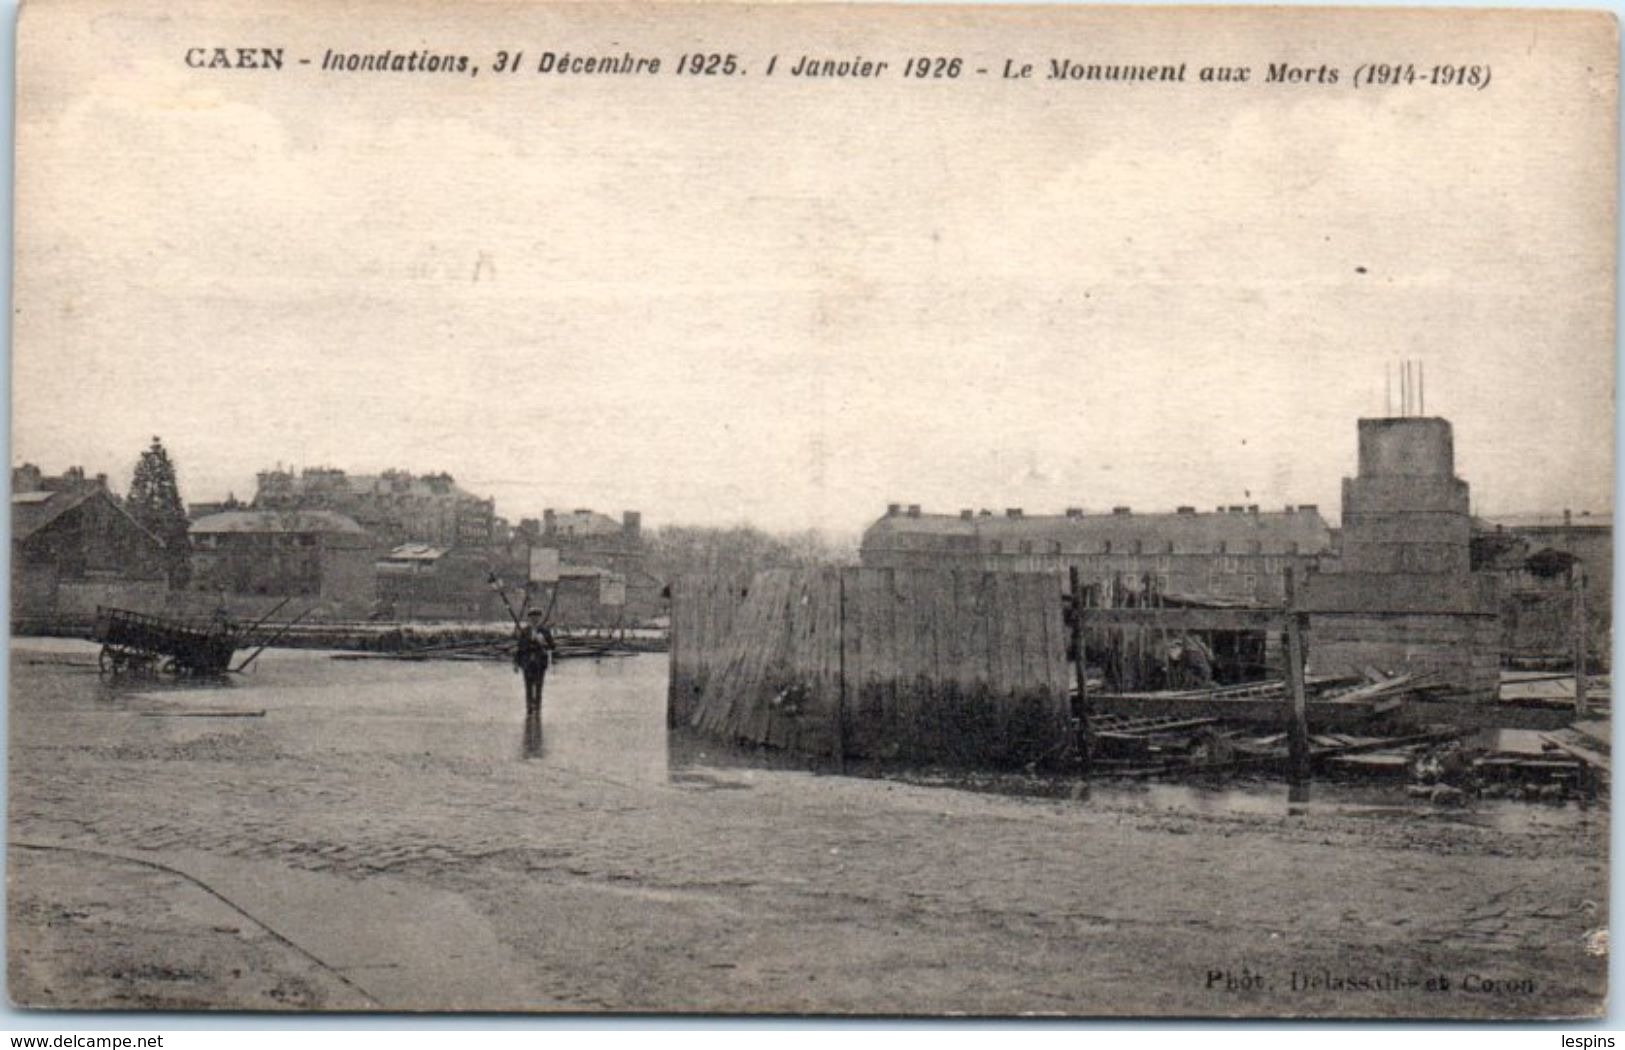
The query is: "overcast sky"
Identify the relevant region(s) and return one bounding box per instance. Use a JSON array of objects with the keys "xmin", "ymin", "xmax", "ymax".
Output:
[{"xmin": 14, "ymin": 3, "xmax": 1616, "ymax": 534}]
